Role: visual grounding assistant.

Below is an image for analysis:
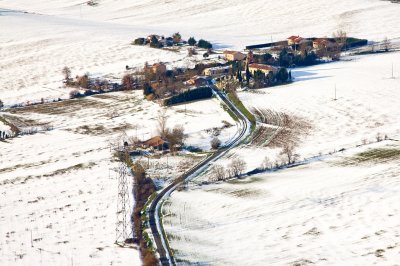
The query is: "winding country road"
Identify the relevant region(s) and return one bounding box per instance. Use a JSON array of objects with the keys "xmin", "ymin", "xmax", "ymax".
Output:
[{"xmin": 147, "ymin": 88, "xmax": 251, "ymax": 266}]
